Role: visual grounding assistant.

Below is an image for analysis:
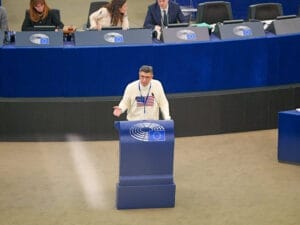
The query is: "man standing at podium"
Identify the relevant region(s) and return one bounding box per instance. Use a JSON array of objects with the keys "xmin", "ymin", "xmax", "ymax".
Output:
[{"xmin": 113, "ymin": 65, "xmax": 171, "ymax": 121}]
